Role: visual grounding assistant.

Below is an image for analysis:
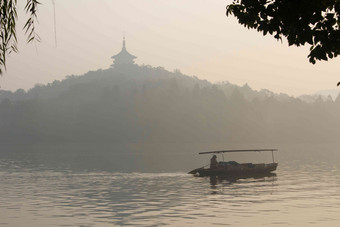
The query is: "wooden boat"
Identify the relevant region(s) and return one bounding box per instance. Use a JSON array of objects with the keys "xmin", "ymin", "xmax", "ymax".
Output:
[{"xmin": 188, "ymin": 149, "xmax": 278, "ymax": 177}]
